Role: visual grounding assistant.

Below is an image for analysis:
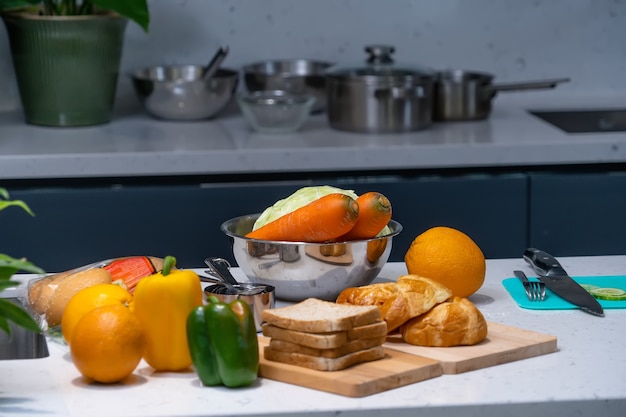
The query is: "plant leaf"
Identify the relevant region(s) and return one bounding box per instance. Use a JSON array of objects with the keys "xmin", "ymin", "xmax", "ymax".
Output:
[
  {"xmin": 0, "ymin": 280, "xmax": 21, "ymax": 291},
  {"xmin": 0, "ymin": 199, "xmax": 35, "ymax": 216},
  {"xmin": 0, "ymin": 316, "xmax": 10, "ymax": 336},
  {"xmin": 93, "ymin": 0, "xmax": 149, "ymax": 31},
  {"xmin": 0, "ymin": 254, "xmax": 45, "ymax": 280},
  {"xmin": 0, "ymin": 0, "xmax": 40, "ymax": 13},
  {"xmin": 0, "ymin": 299, "xmax": 41, "ymax": 333}
]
